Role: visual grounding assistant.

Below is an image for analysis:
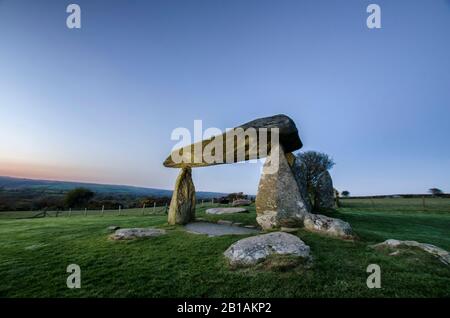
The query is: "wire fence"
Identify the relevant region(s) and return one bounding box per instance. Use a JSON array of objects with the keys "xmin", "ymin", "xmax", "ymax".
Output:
[
  {"xmin": 1, "ymin": 197, "xmax": 448, "ymax": 219},
  {"xmin": 339, "ymin": 197, "xmax": 450, "ymax": 213},
  {"xmin": 0, "ymin": 199, "xmax": 232, "ymax": 220},
  {"xmin": 0, "ymin": 204, "xmax": 170, "ymax": 220}
]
